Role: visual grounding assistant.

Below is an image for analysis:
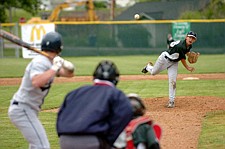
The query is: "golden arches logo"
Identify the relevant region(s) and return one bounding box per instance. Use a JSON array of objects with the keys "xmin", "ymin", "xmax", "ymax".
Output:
[{"xmin": 30, "ymin": 26, "xmax": 46, "ymax": 42}]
